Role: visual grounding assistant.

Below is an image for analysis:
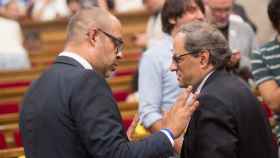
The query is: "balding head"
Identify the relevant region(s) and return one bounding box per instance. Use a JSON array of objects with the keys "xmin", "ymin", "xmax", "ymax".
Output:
[
  {"xmin": 66, "ymin": 7, "xmax": 121, "ymax": 44},
  {"xmin": 64, "ymin": 7, "xmax": 123, "ymax": 78}
]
